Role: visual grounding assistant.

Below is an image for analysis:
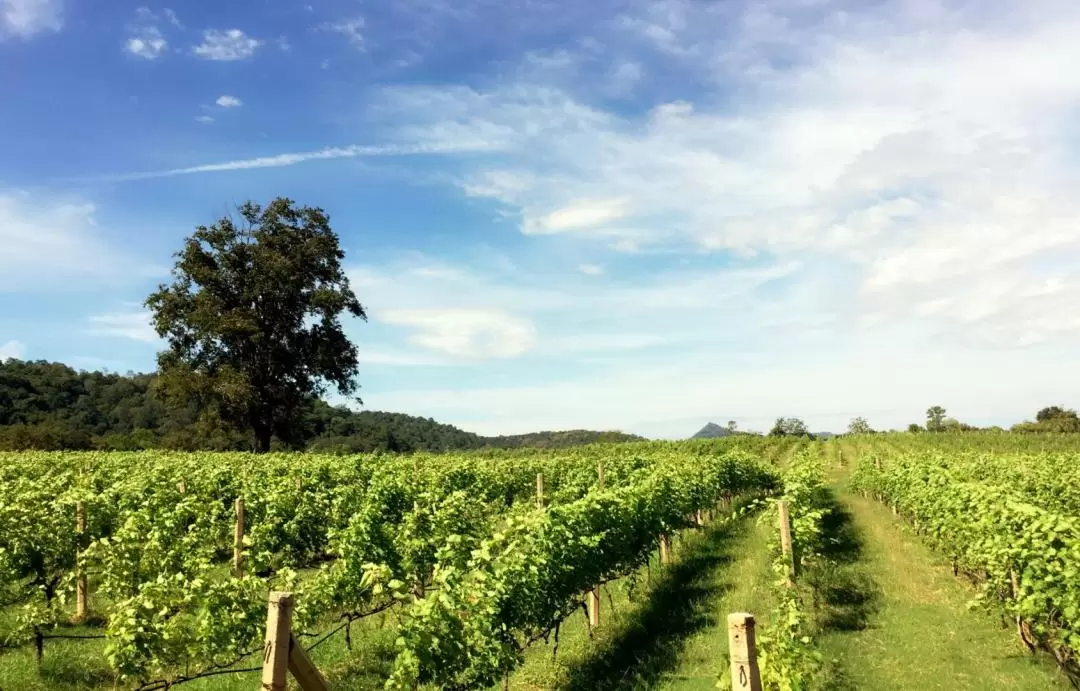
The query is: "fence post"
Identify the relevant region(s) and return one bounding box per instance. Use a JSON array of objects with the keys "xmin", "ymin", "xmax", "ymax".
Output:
[
  {"xmin": 777, "ymin": 500, "xmax": 795, "ymax": 585},
  {"xmin": 597, "ymin": 460, "xmax": 605, "ymax": 489},
  {"xmin": 75, "ymin": 502, "xmax": 87, "ymax": 622},
  {"xmin": 262, "ymin": 592, "xmax": 294, "ymax": 691},
  {"xmin": 177, "ymin": 478, "xmax": 186, "ymax": 494},
  {"xmin": 727, "ymin": 613, "xmax": 763, "ymax": 691},
  {"xmin": 588, "ymin": 588, "xmax": 600, "ymax": 629},
  {"xmin": 659, "ymin": 533, "xmax": 671, "ymax": 565},
  {"xmin": 233, "ymin": 497, "xmax": 245, "ymax": 578},
  {"xmin": 536, "ymin": 473, "xmax": 544, "ymax": 508}
]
